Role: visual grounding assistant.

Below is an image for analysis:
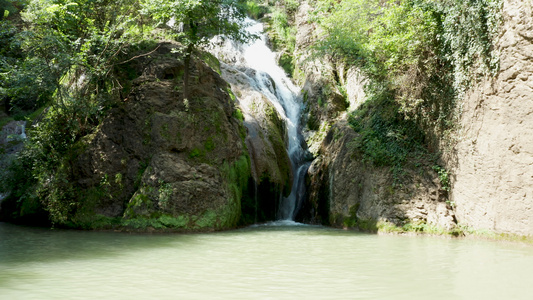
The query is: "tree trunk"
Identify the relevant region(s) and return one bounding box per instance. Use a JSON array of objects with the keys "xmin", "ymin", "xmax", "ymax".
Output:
[
  {"xmin": 183, "ymin": 13, "xmax": 198, "ymax": 101},
  {"xmin": 183, "ymin": 43, "xmax": 193, "ymax": 101}
]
